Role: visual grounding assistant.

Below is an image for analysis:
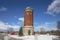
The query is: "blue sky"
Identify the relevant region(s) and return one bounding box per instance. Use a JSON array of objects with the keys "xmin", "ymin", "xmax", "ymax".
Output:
[{"xmin": 0, "ymin": 0, "xmax": 60, "ymax": 31}]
